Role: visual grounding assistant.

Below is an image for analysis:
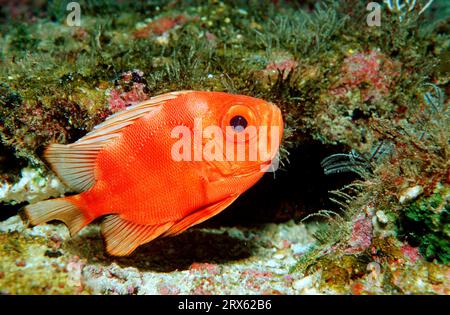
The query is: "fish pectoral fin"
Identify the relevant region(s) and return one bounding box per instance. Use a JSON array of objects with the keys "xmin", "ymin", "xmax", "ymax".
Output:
[
  {"xmin": 24, "ymin": 198, "xmax": 90, "ymax": 237},
  {"xmin": 45, "ymin": 91, "xmax": 193, "ymax": 192},
  {"xmin": 162, "ymin": 194, "xmax": 240, "ymax": 237},
  {"xmin": 101, "ymin": 215, "xmax": 174, "ymax": 256}
]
